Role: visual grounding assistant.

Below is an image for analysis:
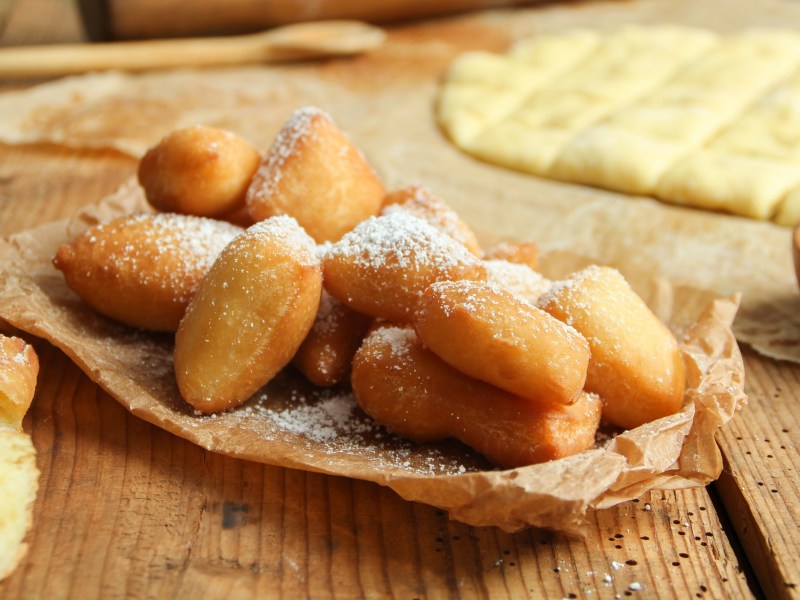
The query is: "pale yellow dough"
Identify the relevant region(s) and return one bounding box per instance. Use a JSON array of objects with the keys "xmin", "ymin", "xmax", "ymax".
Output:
[
  {"xmin": 437, "ymin": 30, "xmax": 599, "ymax": 147},
  {"xmin": 437, "ymin": 26, "xmax": 800, "ymax": 225},
  {"xmin": 0, "ymin": 428, "xmax": 37, "ymax": 581}
]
